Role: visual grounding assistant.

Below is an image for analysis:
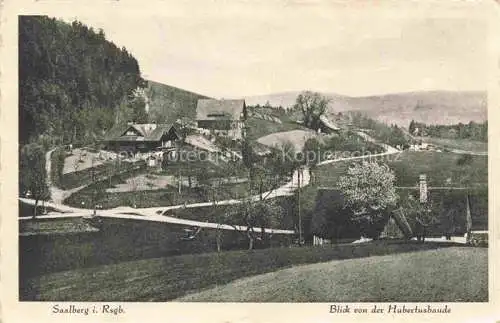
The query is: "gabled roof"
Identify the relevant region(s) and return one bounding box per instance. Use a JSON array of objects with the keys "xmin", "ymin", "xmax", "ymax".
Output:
[
  {"xmin": 196, "ymin": 99, "xmax": 246, "ymax": 120},
  {"xmin": 103, "ymin": 123, "xmax": 177, "ymax": 142}
]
